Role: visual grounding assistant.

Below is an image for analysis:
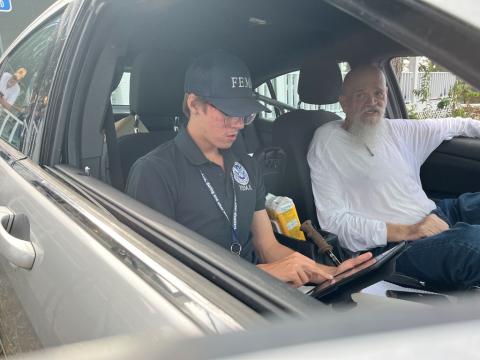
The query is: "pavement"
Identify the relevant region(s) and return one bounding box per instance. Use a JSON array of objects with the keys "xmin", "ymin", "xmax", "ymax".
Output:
[{"xmin": 0, "ymin": 264, "xmax": 42, "ymax": 357}]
